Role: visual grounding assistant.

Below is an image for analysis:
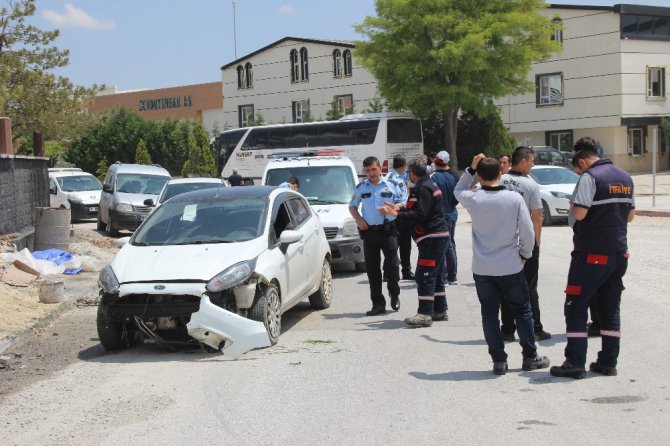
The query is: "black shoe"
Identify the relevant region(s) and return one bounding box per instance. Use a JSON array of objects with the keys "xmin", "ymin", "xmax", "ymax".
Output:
[
  {"xmin": 432, "ymin": 311, "xmax": 448, "ymax": 321},
  {"xmin": 535, "ymin": 330, "xmax": 552, "ymax": 341},
  {"xmin": 589, "ymin": 361, "xmax": 617, "ymax": 376},
  {"xmin": 401, "ymin": 270, "xmax": 415, "ymax": 280},
  {"xmin": 390, "ymin": 295, "xmax": 400, "ymax": 311},
  {"xmin": 587, "ymin": 322, "xmax": 601, "ymax": 337},
  {"xmin": 522, "ymin": 355, "xmax": 550, "ymax": 371},
  {"xmin": 365, "ymin": 306, "xmax": 386, "ymax": 316},
  {"xmin": 493, "ymin": 361, "xmax": 508, "ymax": 375},
  {"xmin": 550, "ymin": 361, "xmax": 586, "ymax": 379},
  {"xmin": 501, "ymin": 332, "xmax": 516, "ymax": 343}
]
